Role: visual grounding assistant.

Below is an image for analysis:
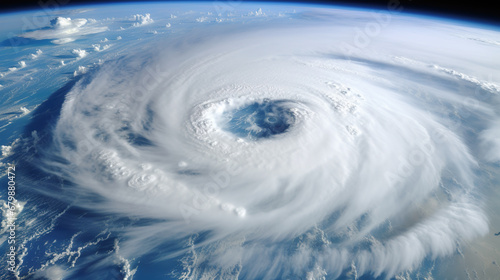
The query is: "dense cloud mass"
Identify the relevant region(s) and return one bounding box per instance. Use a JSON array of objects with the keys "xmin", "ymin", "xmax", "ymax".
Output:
[{"xmin": 20, "ymin": 8, "xmax": 500, "ymax": 279}]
